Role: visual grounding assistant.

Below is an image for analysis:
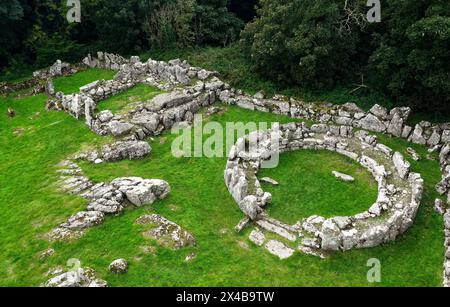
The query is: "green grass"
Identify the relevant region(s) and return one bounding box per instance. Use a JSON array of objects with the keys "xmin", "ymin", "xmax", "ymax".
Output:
[
  {"xmin": 261, "ymin": 150, "xmax": 378, "ymax": 224},
  {"xmin": 142, "ymin": 45, "xmax": 449, "ymax": 123},
  {"xmin": 0, "ymin": 69, "xmax": 445, "ymax": 287},
  {"xmin": 97, "ymin": 84, "xmax": 163, "ymax": 113}
]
